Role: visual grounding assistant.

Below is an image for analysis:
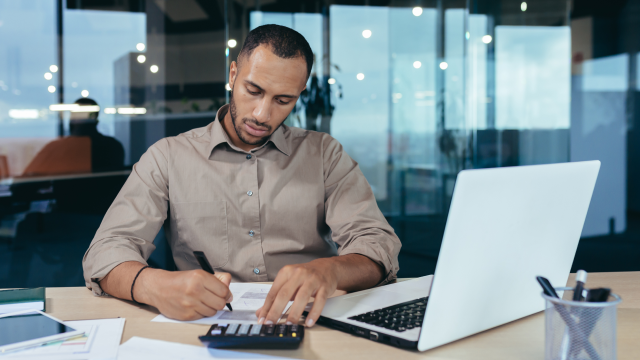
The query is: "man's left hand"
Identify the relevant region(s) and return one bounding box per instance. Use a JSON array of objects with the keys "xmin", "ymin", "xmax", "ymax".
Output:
[
  {"xmin": 255, "ymin": 254, "xmax": 384, "ymax": 327},
  {"xmin": 255, "ymin": 259, "xmax": 337, "ymax": 327}
]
